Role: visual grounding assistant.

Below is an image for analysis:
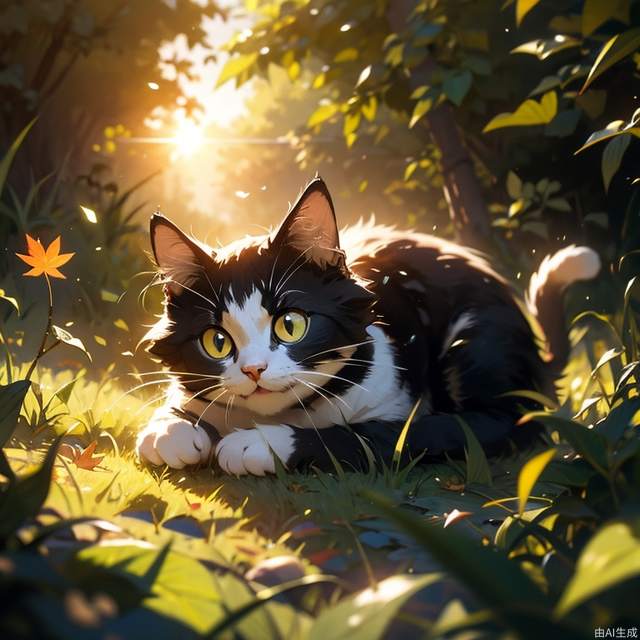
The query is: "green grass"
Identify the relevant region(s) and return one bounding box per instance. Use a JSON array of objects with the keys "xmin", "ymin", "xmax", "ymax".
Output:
[{"xmin": 1, "ymin": 297, "xmax": 640, "ymax": 639}]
